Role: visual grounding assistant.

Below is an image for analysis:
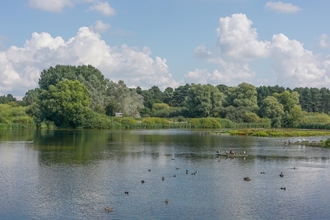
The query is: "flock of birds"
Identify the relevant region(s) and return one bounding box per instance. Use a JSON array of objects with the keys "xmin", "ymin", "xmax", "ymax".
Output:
[
  {"xmin": 104, "ymin": 147, "xmax": 295, "ymax": 214},
  {"xmin": 104, "ymin": 166, "xmax": 199, "ymax": 214}
]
